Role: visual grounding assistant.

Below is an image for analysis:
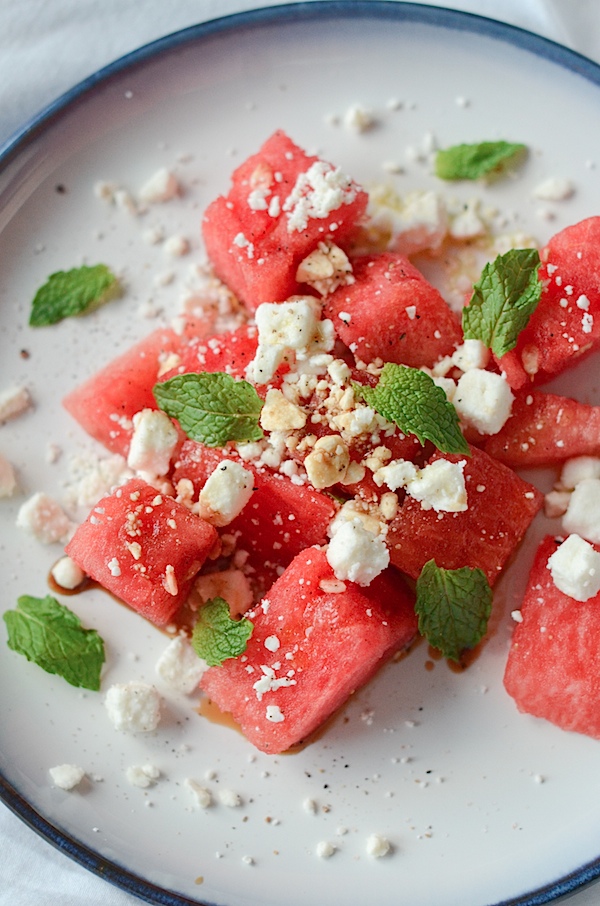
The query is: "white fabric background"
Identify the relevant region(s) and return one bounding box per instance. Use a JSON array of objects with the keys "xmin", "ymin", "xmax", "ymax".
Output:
[{"xmin": 1, "ymin": 1, "xmax": 600, "ymax": 904}]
